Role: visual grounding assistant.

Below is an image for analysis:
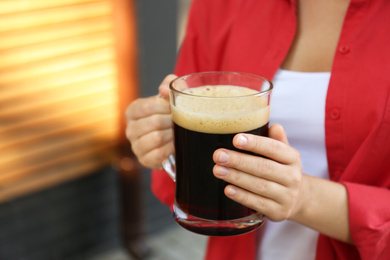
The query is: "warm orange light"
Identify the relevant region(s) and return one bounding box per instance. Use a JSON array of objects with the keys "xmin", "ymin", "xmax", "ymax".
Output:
[{"xmin": 0, "ymin": 0, "xmax": 134, "ymax": 202}]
